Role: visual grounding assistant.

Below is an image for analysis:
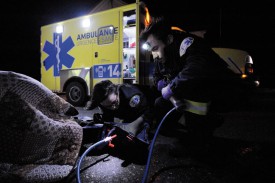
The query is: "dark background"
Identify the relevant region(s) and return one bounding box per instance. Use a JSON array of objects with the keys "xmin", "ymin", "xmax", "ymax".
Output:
[{"xmin": 1, "ymin": 0, "xmax": 275, "ymax": 88}]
